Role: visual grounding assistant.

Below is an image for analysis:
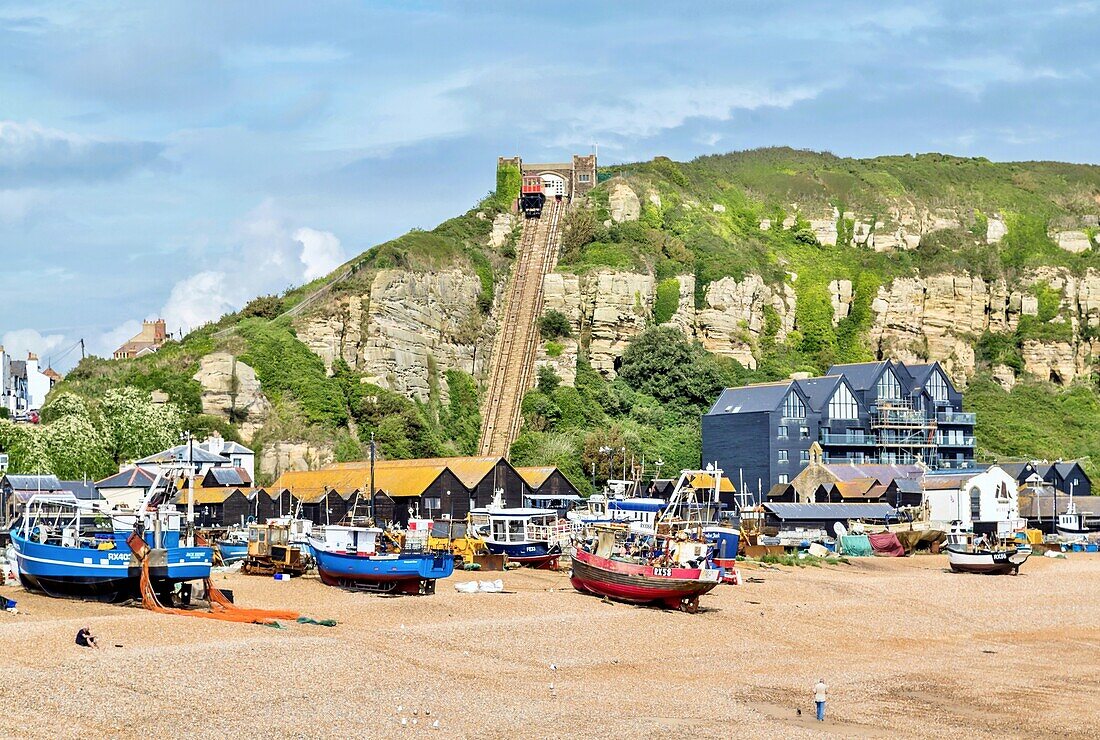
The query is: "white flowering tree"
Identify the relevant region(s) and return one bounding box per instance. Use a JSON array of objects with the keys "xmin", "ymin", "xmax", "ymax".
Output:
[
  {"xmin": 100, "ymin": 387, "xmax": 184, "ymax": 464},
  {"xmin": 0, "ymin": 420, "xmax": 52, "ymax": 475},
  {"xmin": 44, "ymin": 414, "xmax": 113, "ymax": 479}
]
